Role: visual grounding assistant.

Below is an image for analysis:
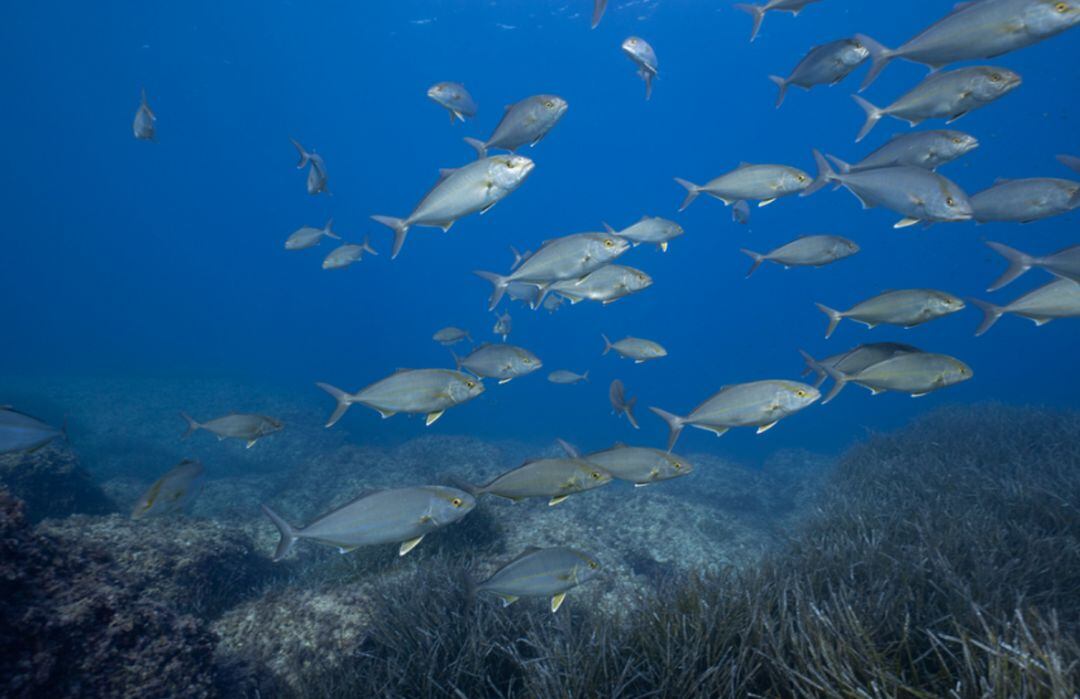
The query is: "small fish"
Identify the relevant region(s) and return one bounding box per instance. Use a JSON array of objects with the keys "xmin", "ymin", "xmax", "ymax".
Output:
[
  {"xmin": 543, "ymin": 295, "xmax": 565, "ymax": 313},
  {"xmin": 984, "ymin": 241, "xmax": 1080, "ymax": 291},
  {"xmin": 290, "ymin": 138, "xmax": 330, "ymax": 196},
  {"xmin": 454, "ymin": 343, "xmax": 542, "ymax": 384},
  {"xmin": 427, "ymin": 82, "xmax": 478, "ymax": 123},
  {"xmin": 609, "ymin": 379, "xmax": 639, "ymax": 429},
  {"xmin": 548, "ymin": 370, "xmax": 590, "ymax": 385},
  {"xmin": 464, "ymin": 95, "xmax": 568, "ymax": 159},
  {"xmin": 550, "ymin": 265, "xmax": 653, "ymax": 305},
  {"xmin": 970, "ymin": 178, "xmax": 1080, "ymax": 223},
  {"xmin": 603, "ymin": 217, "xmax": 683, "ymax": 252},
  {"xmin": 823, "ymin": 353, "xmax": 972, "ymax": 404},
  {"xmin": 0, "ymin": 407, "xmax": 64, "ymax": 455},
  {"xmin": 131, "ymin": 459, "xmax": 204, "ymax": 520},
  {"xmin": 815, "ymin": 289, "xmax": 965, "ymax": 338},
  {"xmin": 285, "ymin": 218, "xmax": 341, "ymax": 250},
  {"xmin": 459, "ymin": 458, "xmax": 613, "ymax": 505},
  {"xmin": 591, "ymin": 0, "xmax": 608, "ymax": 28},
  {"xmin": 621, "ymin": 37, "xmax": 658, "ymax": 100},
  {"xmin": 675, "ymin": 163, "xmax": 811, "ymax": 211},
  {"xmin": 1058, "ymin": 154, "xmax": 1080, "ymax": 175},
  {"xmin": 558, "ymin": 439, "xmax": 693, "ymax": 486},
  {"xmin": 829, "ymin": 130, "xmax": 979, "ymax": 173},
  {"xmin": 476, "ymin": 546, "xmax": 600, "ymax": 612},
  {"xmin": 322, "ymin": 237, "xmax": 378, "ymax": 270},
  {"xmin": 770, "ymin": 38, "xmax": 869, "ymax": 108},
  {"xmin": 852, "ymin": 67, "xmax": 1021, "ymax": 142},
  {"xmin": 493, "ymin": 311, "xmax": 512, "ymax": 341},
  {"xmin": 734, "ymin": 0, "xmax": 823, "ymax": 42},
  {"xmin": 970, "ymin": 279, "xmax": 1080, "ymax": 336},
  {"xmin": 180, "ymin": 412, "xmax": 283, "ymax": 449},
  {"xmin": 650, "ymin": 380, "xmax": 820, "ymax": 450},
  {"xmin": 601, "ymin": 334, "xmax": 667, "ymax": 363},
  {"xmin": 741, "ymin": 235, "xmax": 859, "ymax": 277},
  {"xmin": 799, "ymin": 343, "xmax": 923, "ymax": 389},
  {"xmin": 732, "ymin": 200, "xmax": 752, "ymax": 224},
  {"xmin": 433, "ymin": 327, "xmax": 472, "ymax": 346},
  {"xmin": 132, "ymin": 88, "xmax": 156, "ymax": 141},
  {"xmin": 316, "ymin": 370, "xmax": 483, "ymax": 427},
  {"xmin": 262, "ymin": 486, "xmax": 475, "ymax": 560}
]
